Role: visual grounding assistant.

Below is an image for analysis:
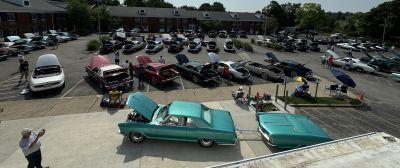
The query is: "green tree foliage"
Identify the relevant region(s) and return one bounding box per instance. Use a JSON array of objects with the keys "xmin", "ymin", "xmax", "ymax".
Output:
[
  {"xmin": 93, "ymin": 6, "xmax": 115, "ymax": 32},
  {"xmin": 262, "ymin": 1, "xmax": 284, "ymax": 27},
  {"xmin": 262, "ymin": 17, "xmax": 279, "ymax": 34},
  {"xmin": 198, "ymin": 2, "xmax": 225, "ymax": 11},
  {"xmin": 66, "ymin": 0, "xmax": 94, "ymax": 35},
  {"xmin": 180, "ymin": 5, "xmax": 197, "ymax": 10},
  {"xmin": 362, "ymin": 0, "xmax": 400, "ymax": 40},
  {"xmin": 281, "ymin": 3, "xmax": 300, "ymax": 27},
  {"xmin": 199, "ymin": 20, "xmax": 223, "ymax": 31},
  {"xmin": 295, "ymin": 3, "xmax": 325, "ymax": 31}
]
